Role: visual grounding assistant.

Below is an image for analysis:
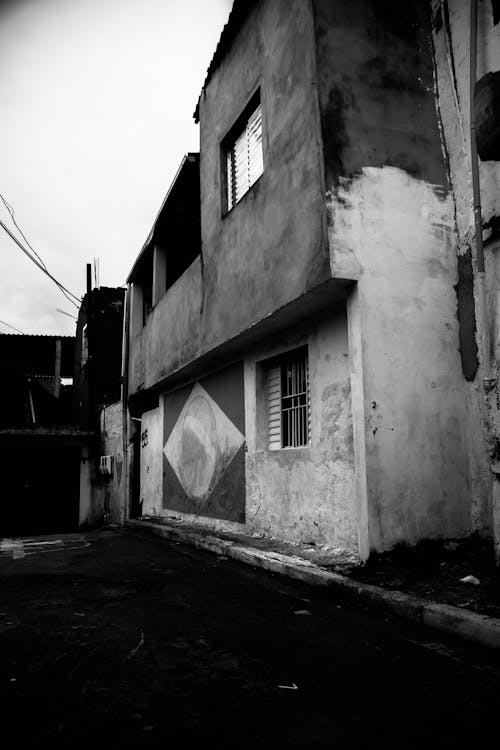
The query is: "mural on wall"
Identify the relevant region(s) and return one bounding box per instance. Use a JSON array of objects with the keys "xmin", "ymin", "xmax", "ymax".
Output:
[{"xmin": 163, "ymin": 361, "xmax": 246, "ymax": 522}]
